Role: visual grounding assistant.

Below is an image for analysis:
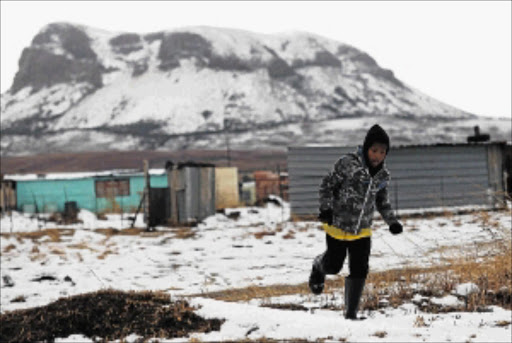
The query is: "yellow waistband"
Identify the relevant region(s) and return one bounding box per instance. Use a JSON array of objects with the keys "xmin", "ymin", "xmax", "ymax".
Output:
[{"xmin": 323, "ymin": 223, "xmax": 372, "ymax": 241}]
